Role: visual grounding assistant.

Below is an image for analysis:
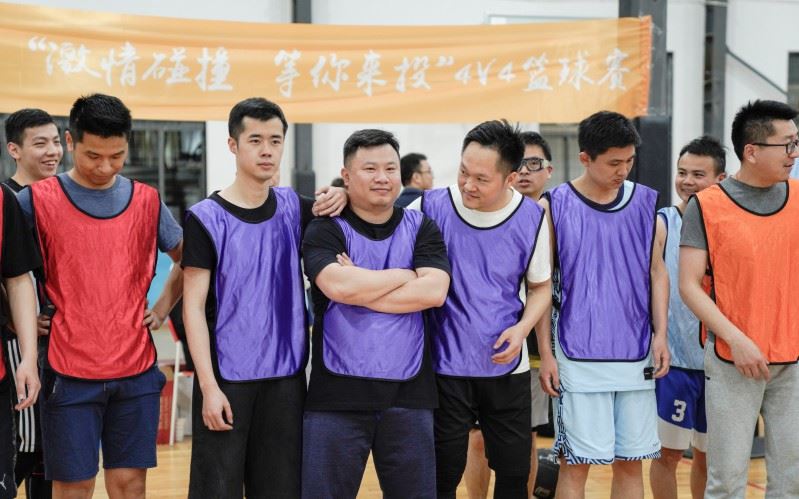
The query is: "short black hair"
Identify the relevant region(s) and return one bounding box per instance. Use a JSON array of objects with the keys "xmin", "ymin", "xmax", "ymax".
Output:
[
  {"xmin": 520, "ymin": 131, "xmax": 552, "ymax": 162},
  {"xmin": 461, "ymin": 120, "xmax": 524, "ymax": 175},
  {"xmin": 343, "ymin": 129, "xmax": 400, "ymax": 166},
  {"xmin": 229, "ymin": 97, "xmax": 288, "ymax": 140},
  {"xmin": 678, "ymin": 135, "xmax": 726, "ymax": 175},
  {"xmin": 731, "ymin": 100, "xmax": 798, "ymax": 160},
  {"xmin": 69, "ymin": 94, "xmax": 132, "ymax": 142},
  {"xmin": 330, "ymin": 177, "xmax": 346, "ymax": 188},
  {"xmin": 5, "ymin": 108, "xmax": 57, "ymax": 145},
  {"xmin": 400, "ymin": 152, "xmax": 427, "ymax": 186},
  {"xmin": 578, "ymin": 111, "xmax": 641, "ymax": 160}
]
